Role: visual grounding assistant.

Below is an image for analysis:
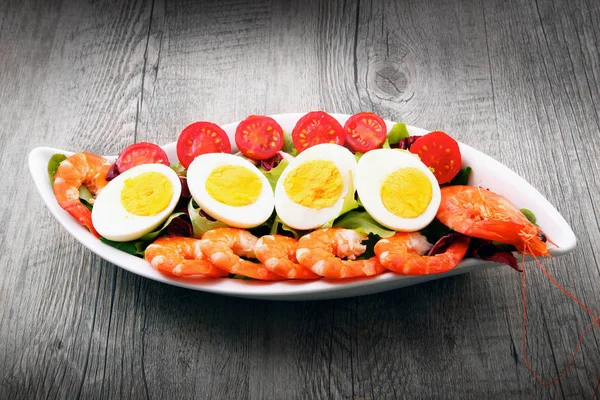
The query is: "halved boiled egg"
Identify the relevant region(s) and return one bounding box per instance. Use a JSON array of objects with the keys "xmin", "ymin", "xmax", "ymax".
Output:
[
  {"xmin": 186, "ymin": 153, "xmax": 274, "ymax": 228},
  {"xmin": 275, "ymin": 143, "xmax": 356, "ymax": 230},
  {"xmin": 92, "ymin": 163, "xmax": 182, "ymax": 242},
  {"xmin": 355, "ymin": 149, "xmax": 441, "ymax": 231}
]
